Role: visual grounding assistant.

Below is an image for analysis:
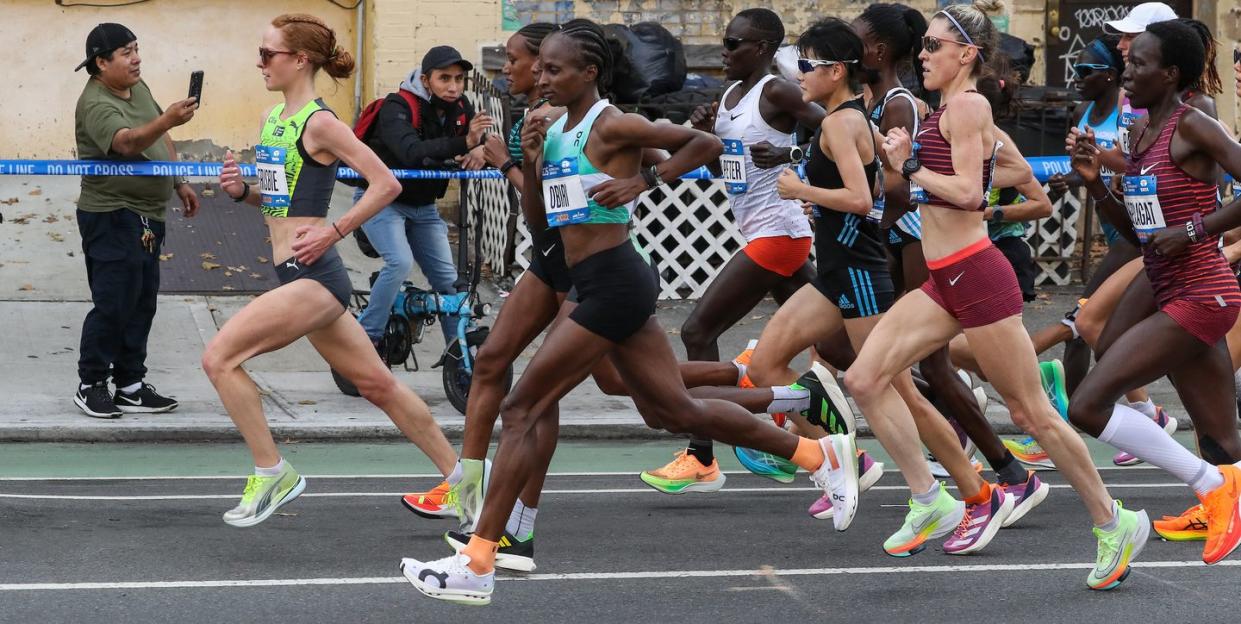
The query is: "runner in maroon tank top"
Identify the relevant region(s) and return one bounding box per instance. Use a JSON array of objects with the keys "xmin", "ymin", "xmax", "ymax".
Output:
[
  {"xmin": 1069, "ymin": 20, "xmax": 1241, "ymax": 567},
  {"xmin": 842, "ymin": 1, "xmax": 1142, "ymax": 589}
]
